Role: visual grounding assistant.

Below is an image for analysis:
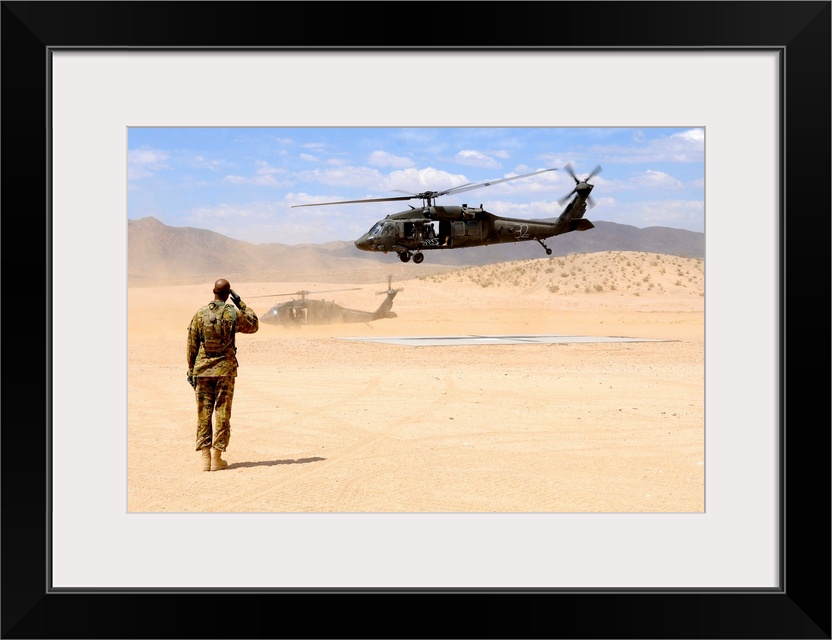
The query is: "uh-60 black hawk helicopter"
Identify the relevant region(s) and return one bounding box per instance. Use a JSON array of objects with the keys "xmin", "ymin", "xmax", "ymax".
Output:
[
  {"xmin": 252, "ymin": 276, "xmax": 401, "ymax": 326},
  {"xmin": 292, "ymin": 163, "xmax": 601, "ymax": 264}
]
